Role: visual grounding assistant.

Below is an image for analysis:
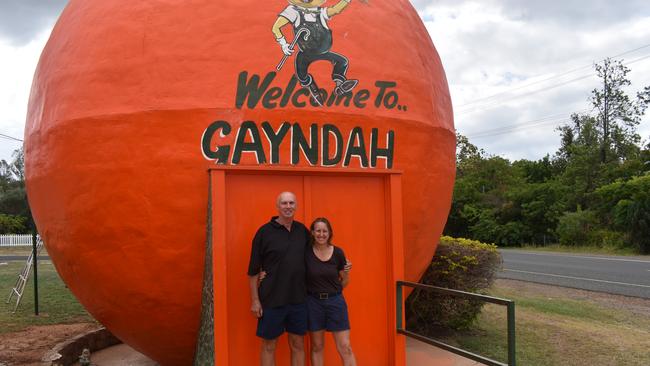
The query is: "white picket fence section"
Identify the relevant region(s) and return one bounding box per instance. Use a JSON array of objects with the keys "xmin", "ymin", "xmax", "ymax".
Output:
[{"xmin": 0, "ymin": 234, "xmax": 41, "ymax": 247}]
